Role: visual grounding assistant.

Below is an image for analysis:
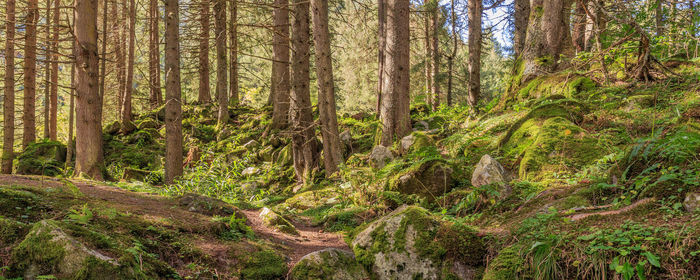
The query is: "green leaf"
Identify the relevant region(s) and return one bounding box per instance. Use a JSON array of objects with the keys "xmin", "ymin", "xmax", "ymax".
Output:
[
  {"xmin": 636, "ymin": 261, "xmax": 647, "ymax": 280},
  {"xmin": 642, "ymin": 251, "xmax": 661, "ymax": 268},
  {"xmin": 622, "ymin": 262, "xmax": 634, "ymax": 280}
]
